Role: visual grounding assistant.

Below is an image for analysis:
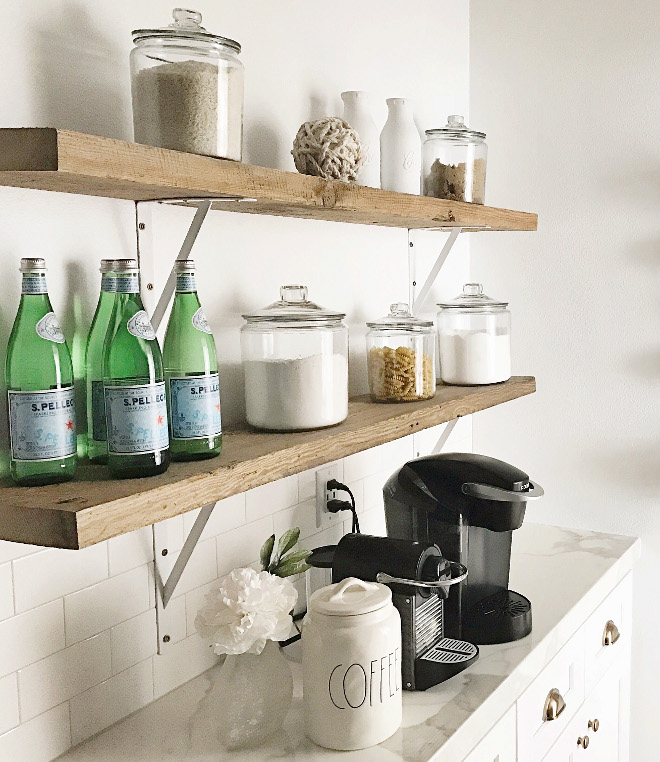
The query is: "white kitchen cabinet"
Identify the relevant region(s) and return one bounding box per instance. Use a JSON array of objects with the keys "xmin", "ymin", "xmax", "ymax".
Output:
[{"xmin": 463, "ymin": 706, "xmax": 516, "ymax": 762}]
